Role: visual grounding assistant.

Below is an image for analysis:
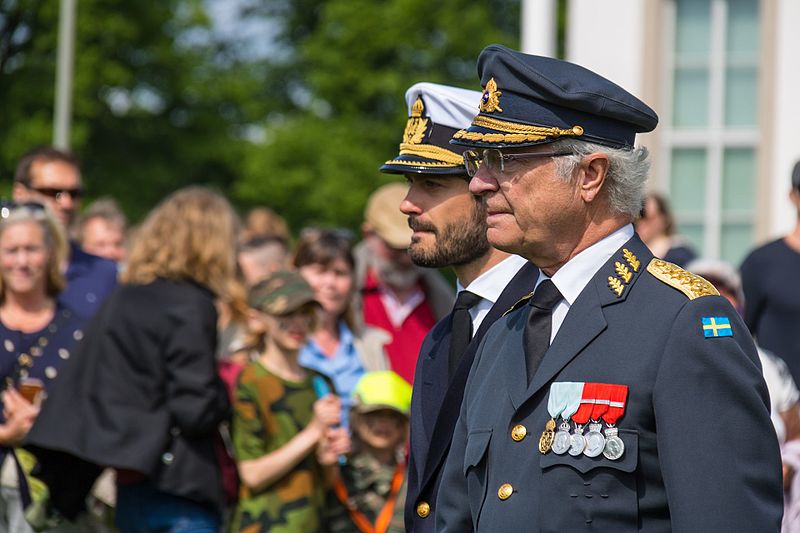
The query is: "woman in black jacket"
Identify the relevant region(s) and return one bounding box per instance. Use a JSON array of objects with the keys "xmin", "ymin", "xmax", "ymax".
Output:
[{"xmin": 26, "ymin": 186, "xmax": 244, "ymax": 532}]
